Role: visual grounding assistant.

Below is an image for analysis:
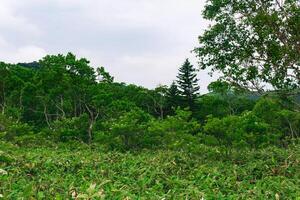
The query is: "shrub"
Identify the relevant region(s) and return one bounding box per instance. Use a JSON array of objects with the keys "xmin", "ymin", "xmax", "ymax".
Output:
[
  {"xmin": 0, "ymin": 114, "xmax": 33, "ymax": 141},
  {"xmin": 252, "ymin": 97, "xmax": 281, "ymax": 124},
  {"xmin": 147, "ymin": 109, "xmax": 201, "ymax": 150},
  {"xmin": 253, "ymin": 97, "xmax": 300, "ymax": 140},
  {"xmin": 203, "ymin": 112, "xmax": 282, "ymax": 148},
  {"xmin": 277, "ymin": 109, "xmax": 300, "ymax": 138},
  {"xmin": 240, "ymin": 112, "xmax": 282, "ymax": 147},
  {"xmin": 4, "ymin": 123, "xmax": 34, "ymax": 141},
  {"xmin": 0, "ymin": 114, "xmax": 48, "ymax": 145},
  {"xmin": 109, "ymin": 108, "xmax": 153, "ymax": 150},
  {"xmin": 0, "ymin": 114, "xmax": 13, "ymax": 133},
  {"xmin": 51, "ymin": 114, "xmax": 89, "ymax": 142}
]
